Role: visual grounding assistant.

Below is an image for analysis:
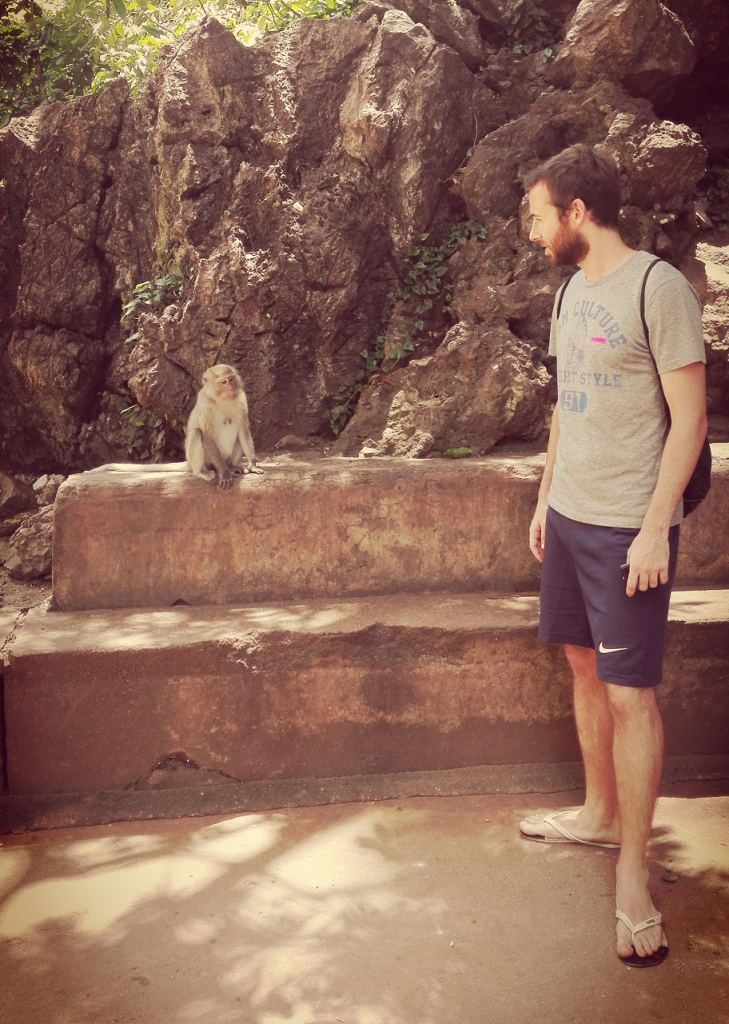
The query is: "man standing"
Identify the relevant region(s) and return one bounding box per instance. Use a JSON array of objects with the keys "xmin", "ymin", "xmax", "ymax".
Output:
[{"xmin": 519, "ymin": 145, "xmax": 707, "ymax": 966}]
